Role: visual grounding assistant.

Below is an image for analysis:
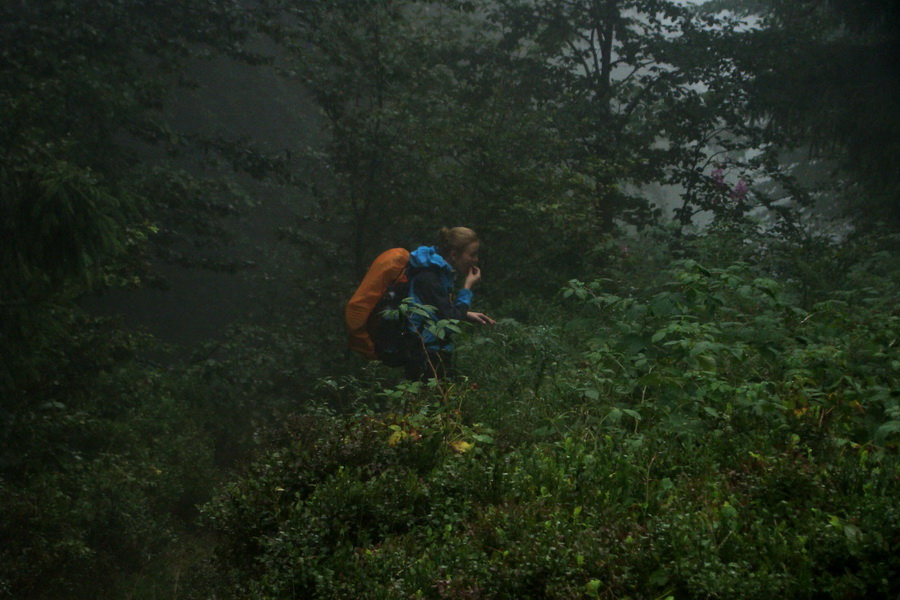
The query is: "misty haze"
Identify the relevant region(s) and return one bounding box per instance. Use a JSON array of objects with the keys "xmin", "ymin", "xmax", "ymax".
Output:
[{"xmin": 3, "ymin": 1, "xmax": 898, "ymax": 598}]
